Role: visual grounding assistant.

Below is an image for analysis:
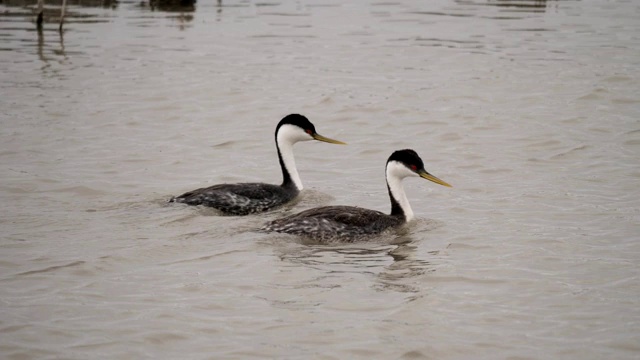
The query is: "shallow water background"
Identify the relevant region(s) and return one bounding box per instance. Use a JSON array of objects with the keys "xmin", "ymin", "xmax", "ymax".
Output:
[{"xmin": 1, "ymin": 0, "xmax": 640, "ymax": 358}]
